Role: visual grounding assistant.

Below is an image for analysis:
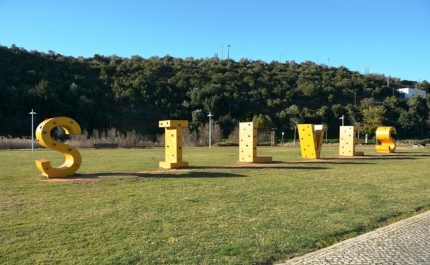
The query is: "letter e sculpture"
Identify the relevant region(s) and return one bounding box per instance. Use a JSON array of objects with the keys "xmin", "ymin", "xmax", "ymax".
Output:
[
  {"xmin": 239, "ymin": 122, "xmax": 272, "ymax": 163},
  {"xmin": 339, "ymin": 126, "xmax": 364, "ymax": 156}
]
